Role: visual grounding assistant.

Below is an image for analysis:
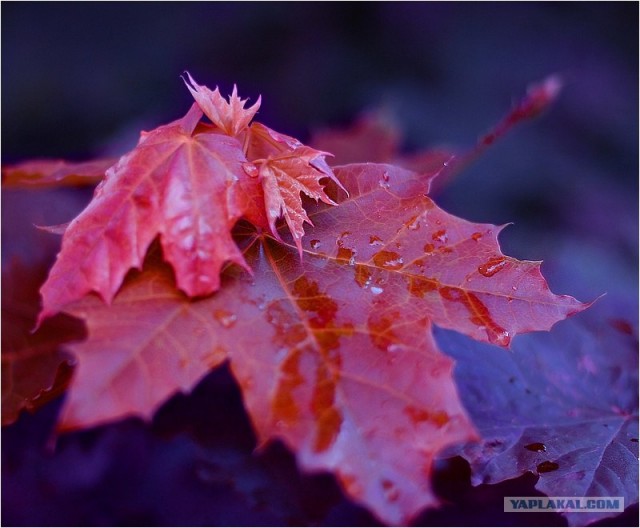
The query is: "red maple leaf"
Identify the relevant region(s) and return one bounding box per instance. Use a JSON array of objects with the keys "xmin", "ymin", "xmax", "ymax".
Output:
[
  {"xmin": 245, "ymin": 122, "xmax": 346, "ymax": 254},
  {"xmin": 2, "ymin": 261, "xmax": 84, "ymax": 425},
  {"xmin": 55, "ymin": 162, "xmax": 586, "ymax": 524},
  {"xmin": 38, "ymin": 77, "xmax": 342, "ymax": 322},
  {"xmin": 5, "ymin": 76, "xmax": 591, "ymax": 524}
]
